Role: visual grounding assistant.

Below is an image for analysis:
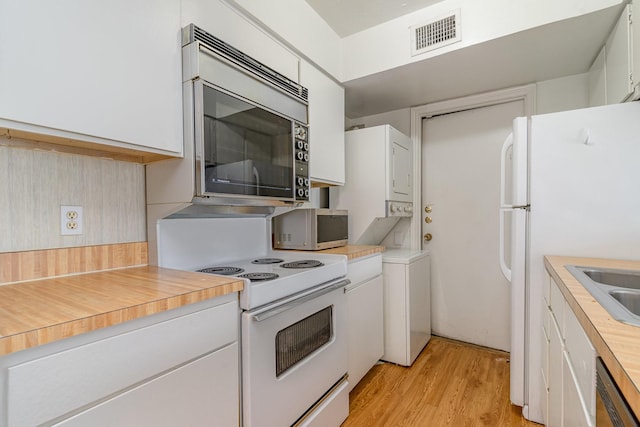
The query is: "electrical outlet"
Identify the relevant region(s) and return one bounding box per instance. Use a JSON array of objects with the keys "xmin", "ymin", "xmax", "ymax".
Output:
[{"xmin": 61, "ymin": 206, "xmax": 83, "ymax": 236}]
